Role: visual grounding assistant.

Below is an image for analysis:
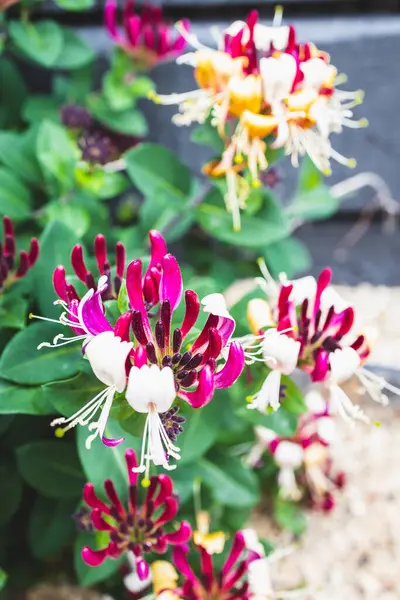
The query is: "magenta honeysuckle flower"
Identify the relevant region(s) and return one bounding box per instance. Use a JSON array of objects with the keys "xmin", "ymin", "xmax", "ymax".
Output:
[
  {"xmin": 81, "ymin": 448, "xmax": 191, "ymax": 580},
  {"xmin": 242, "ymin": 266, "xmax": 400, "ymax": 422},
  {"xmin": 32, "ymin": 230, "xmax": 245, "ymax": 463},
  {"xmin": 247, "ymin": 404, "xmax": 345, "ymax": 511},
  {"xmin": 124, "ymin": 260, "xmax": 245, "ymax": 476},
  {"xmin": 0, "ymin": 216, "xmax": 39, "ymax": 292},
  {"xmin": 165, "ymin": 531, "xmax": 260, "ymax": 599},
  {"xmin": 104, "ymin": 0, "xmax": 189, "ymax": 69}
]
